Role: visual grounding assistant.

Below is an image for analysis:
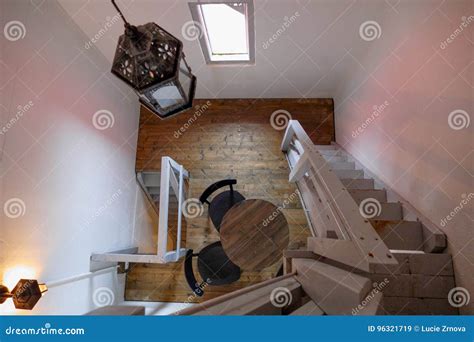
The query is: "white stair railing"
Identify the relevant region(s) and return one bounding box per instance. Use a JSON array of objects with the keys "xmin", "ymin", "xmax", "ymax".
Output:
[
  {"xmin": 281, "ymin": 120, "xmax": 397, "ymax": 272},
  {"xmin": 91, "ymin": 157, "xmax": 189, "ymax": 264}
]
